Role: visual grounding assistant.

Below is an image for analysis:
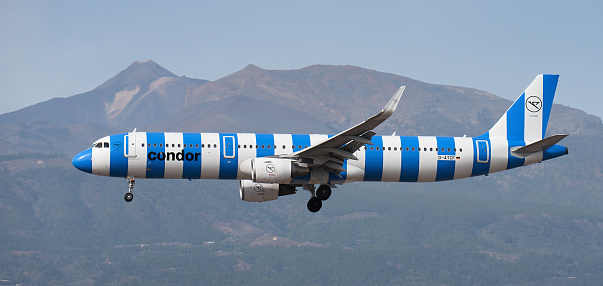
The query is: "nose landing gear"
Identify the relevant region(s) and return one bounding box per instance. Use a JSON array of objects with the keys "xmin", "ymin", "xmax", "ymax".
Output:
[{"xmin": 124, "ymin": 177, "xmax": 135, "ymax": 202}]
